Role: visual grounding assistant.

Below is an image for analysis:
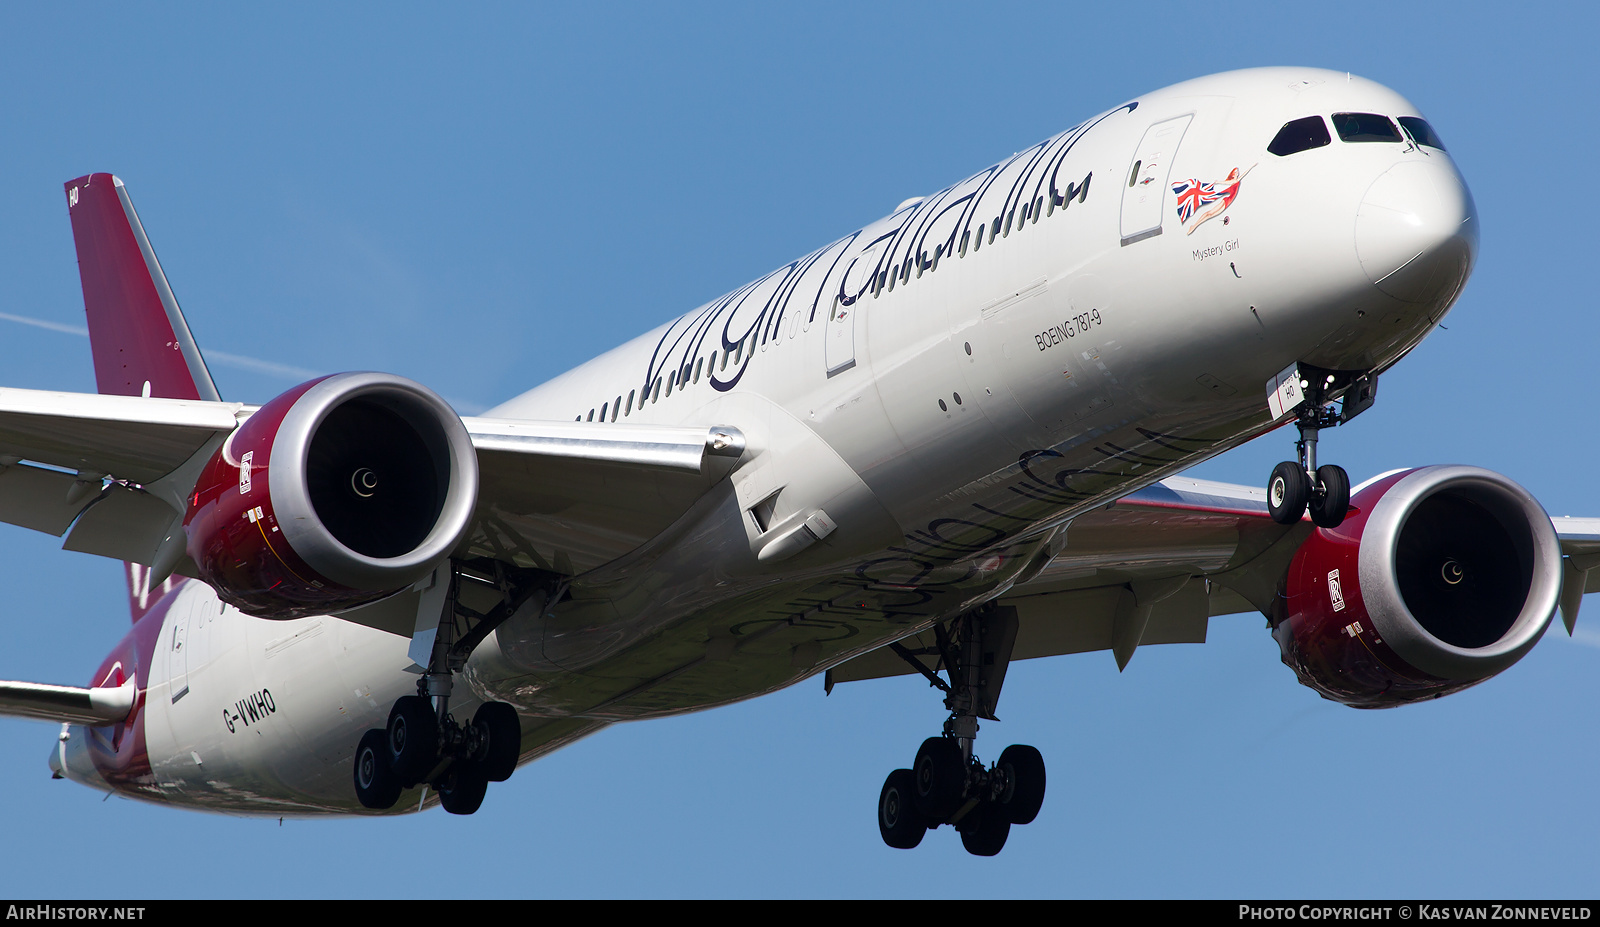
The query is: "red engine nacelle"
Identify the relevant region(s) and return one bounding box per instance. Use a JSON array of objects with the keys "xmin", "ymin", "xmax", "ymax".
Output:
[
  {"xmin": 1272, "ymin": 466, "xmax": 1562, "ymax": 708},
  {"xmin": 185, "ymin": 372, "xmax": 479, "ymax": 619}
]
